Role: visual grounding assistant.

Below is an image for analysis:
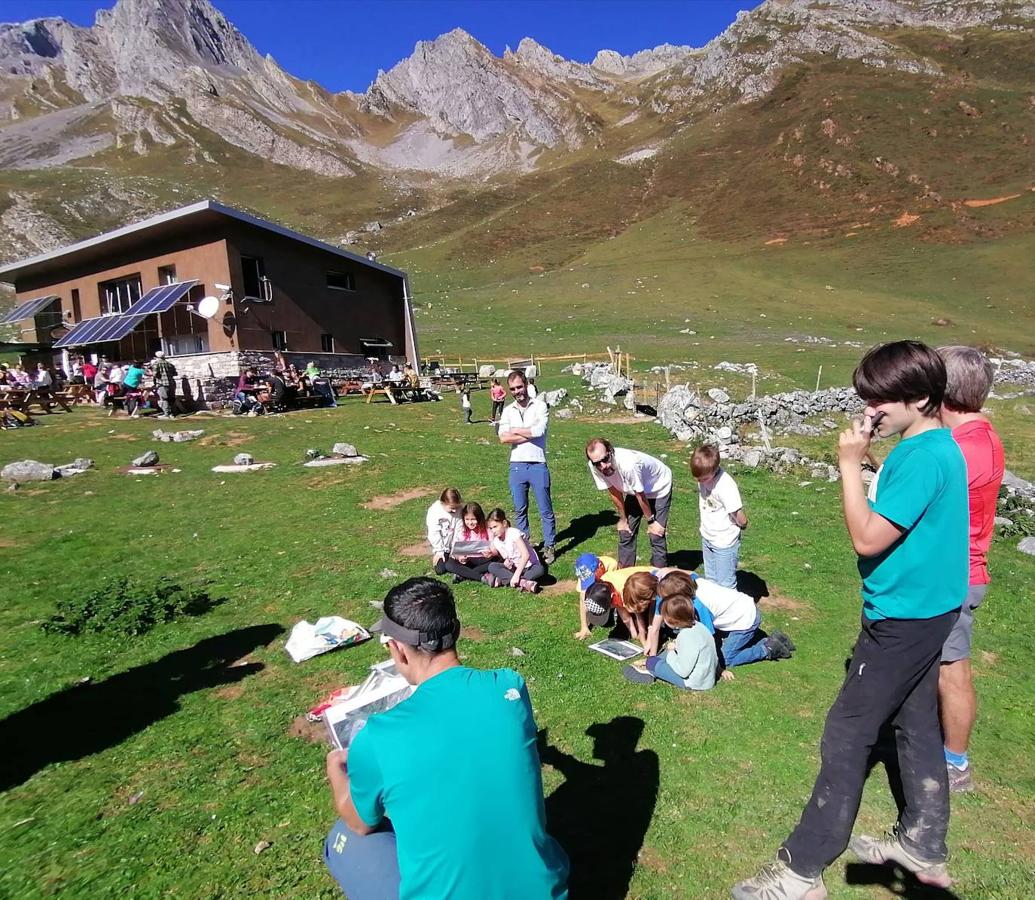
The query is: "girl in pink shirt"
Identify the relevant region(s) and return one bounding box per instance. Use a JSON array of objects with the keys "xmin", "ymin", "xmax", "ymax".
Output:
[{"xmin": 484, "ymin": 508, "xmax": 545, "ymax": 593}]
